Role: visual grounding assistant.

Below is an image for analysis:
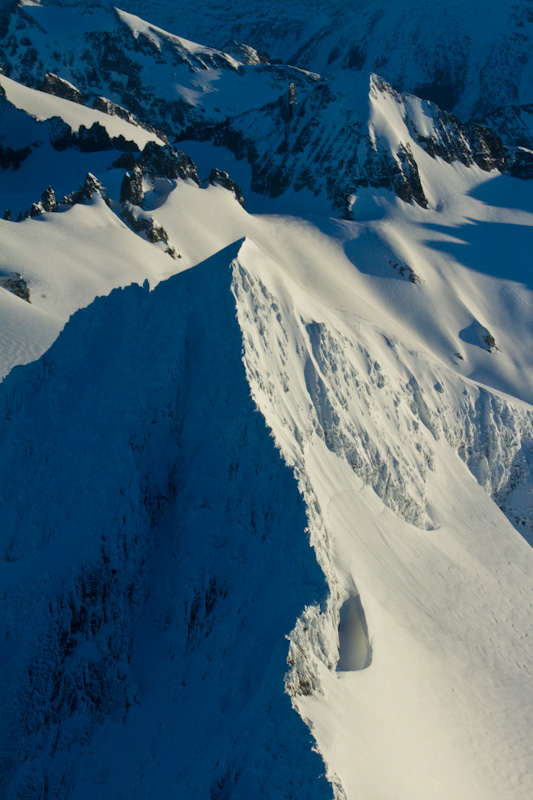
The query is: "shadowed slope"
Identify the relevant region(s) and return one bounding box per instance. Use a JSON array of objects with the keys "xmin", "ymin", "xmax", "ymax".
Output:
[{"xmin": 0, "ymin": 241, "xmax": 332, "ymax": 800}]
